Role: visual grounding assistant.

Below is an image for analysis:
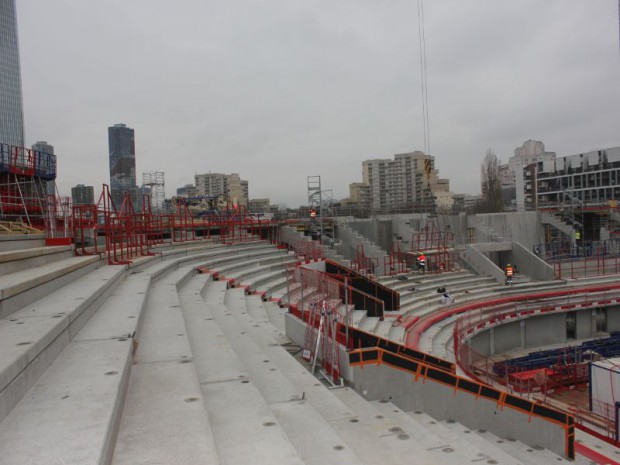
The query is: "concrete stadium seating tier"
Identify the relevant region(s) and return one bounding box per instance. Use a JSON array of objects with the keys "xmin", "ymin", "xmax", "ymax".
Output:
[{"xmin": 0, "ymin": 237, "xmax": 584, "ymax": 464}]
